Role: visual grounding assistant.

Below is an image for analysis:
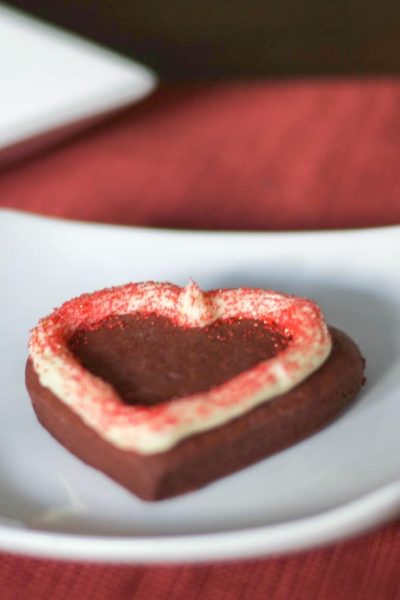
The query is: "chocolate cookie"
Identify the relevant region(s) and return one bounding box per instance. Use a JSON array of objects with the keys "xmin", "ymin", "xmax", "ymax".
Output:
[{"xmin": 26, "ymin": 282, "xmax": 365, "ymax": 500}]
